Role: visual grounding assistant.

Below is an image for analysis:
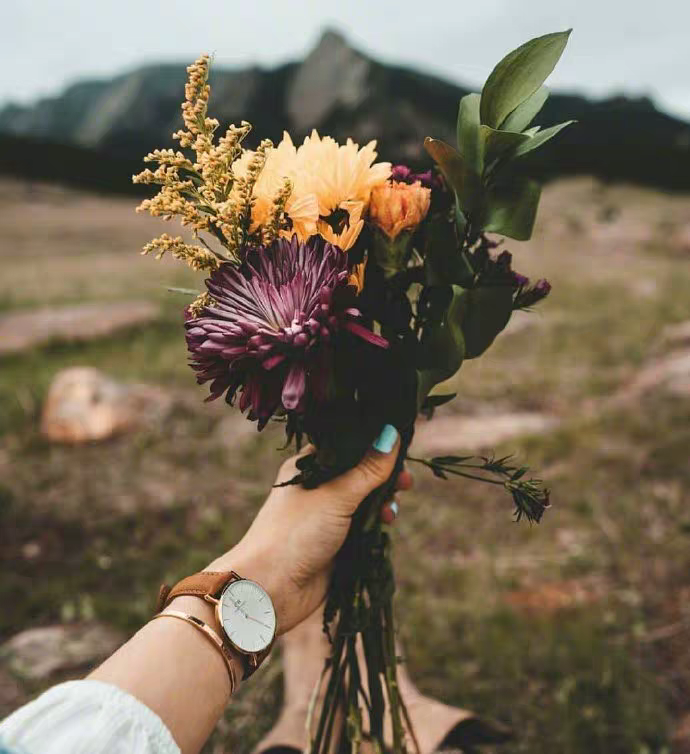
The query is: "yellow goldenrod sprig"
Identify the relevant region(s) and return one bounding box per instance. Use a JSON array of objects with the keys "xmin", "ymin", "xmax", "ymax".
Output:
[
  {"xmin": 142, "ymin": 234, "xmax": 219, "ymax": 272},
  {"xmin": 214, "ymin": 138, "xmax": 273, "ymax": 257},
  {"xmin": 262, "ymin": 177, "xmax": 293, "ymax": 244},
  {"xmin": 133, "ymin": 54, "xmax": 268, "ymax": 270}
]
